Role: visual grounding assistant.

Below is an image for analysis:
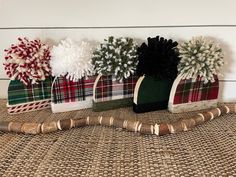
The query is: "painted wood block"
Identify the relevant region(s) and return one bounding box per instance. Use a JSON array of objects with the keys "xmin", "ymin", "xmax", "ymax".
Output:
[
  {"xmin": 133, "ymin": 75, "xmax": 174, "ymax": 113},
  {"xmin": 93, "ymin": 74, "xmax": 138, "ymax": 111},
  {"xmin": 7, "ymin": 77, "xmax": 52, "ymax": 114},
  {"xmin": 168, "ymin": 75, "xmax": 219, "ymax": 113},
  {"xmin": 51, "ymin": 76, "xmax": 96, "ymax": 113}
]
